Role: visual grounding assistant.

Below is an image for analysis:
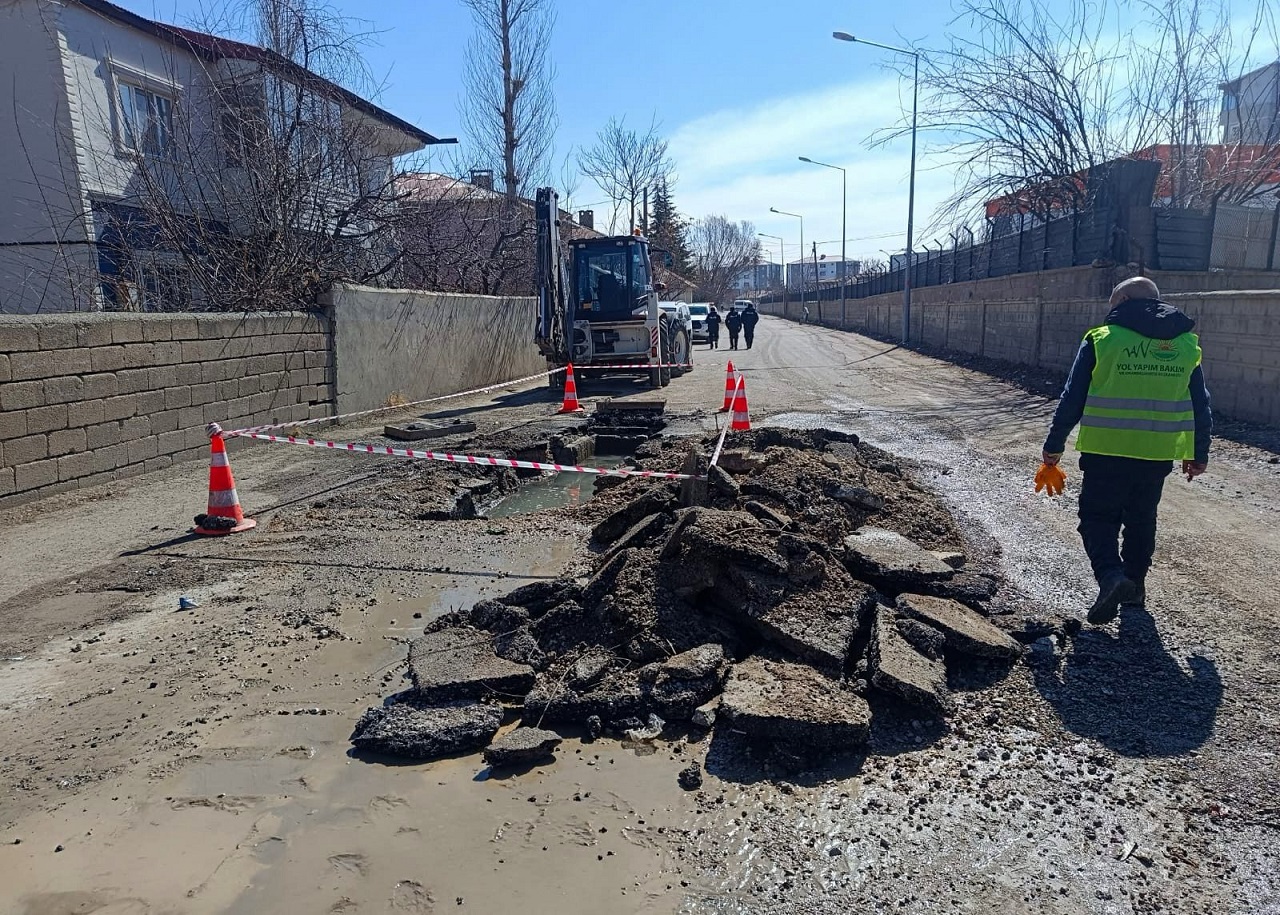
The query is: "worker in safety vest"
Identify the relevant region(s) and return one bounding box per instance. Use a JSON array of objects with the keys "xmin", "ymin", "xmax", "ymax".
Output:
[{"xmin": 1042, "ymin": 276, "xmax": 1212, "ymax": 625}]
